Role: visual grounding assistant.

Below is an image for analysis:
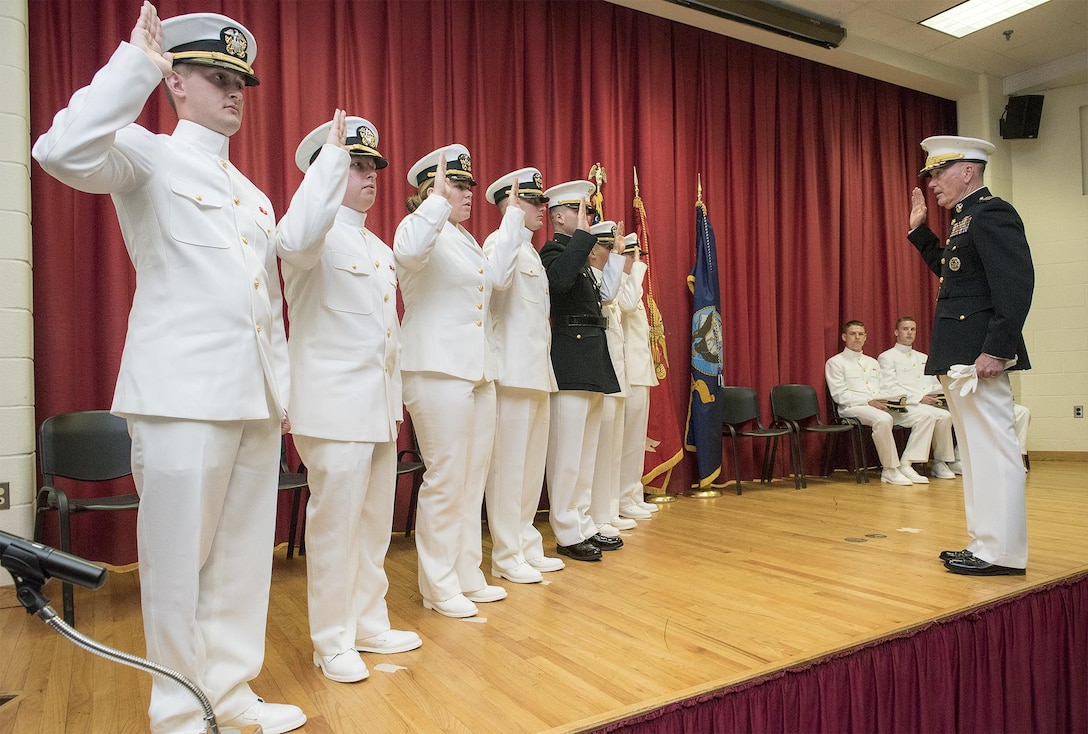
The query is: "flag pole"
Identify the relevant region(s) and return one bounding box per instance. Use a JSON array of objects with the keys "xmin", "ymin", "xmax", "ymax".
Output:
[
  {"xmin": 686, "ymin": 172, "xmax": 724, "ymax": 497},
  {"xmin": 632, "ymin": 165, "xmax": 680, "ymax": 504}
]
